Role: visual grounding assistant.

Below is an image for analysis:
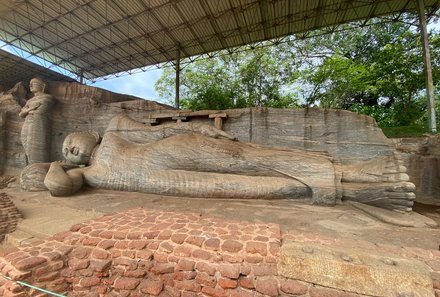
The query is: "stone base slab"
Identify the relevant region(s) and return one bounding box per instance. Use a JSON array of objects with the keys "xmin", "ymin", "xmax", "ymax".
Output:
[{"xmin": 278, "ymin": 241, "xmax": 434, "ymax": 296}]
